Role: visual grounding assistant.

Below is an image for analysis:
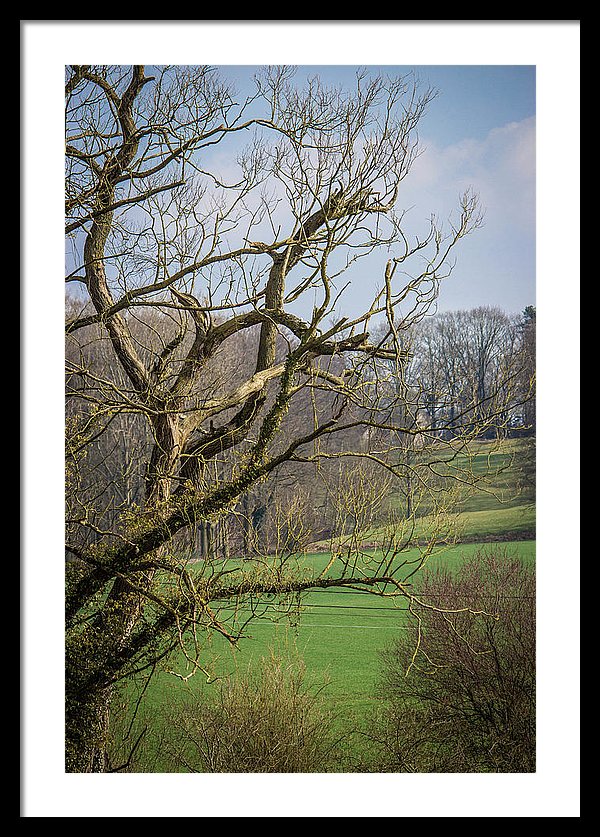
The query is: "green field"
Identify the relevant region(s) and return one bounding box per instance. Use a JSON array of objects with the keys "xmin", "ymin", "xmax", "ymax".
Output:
[
  {"xmin": 119, "ymin": 539, "xmax": 535, "ymax": 771},
  {"xmin": 311, "ymin": 437, "xmax": 536, "ymax": 548},
  {"xmin": 112, "ymin": 438, "xmax": 535, "ymax": 771}
]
